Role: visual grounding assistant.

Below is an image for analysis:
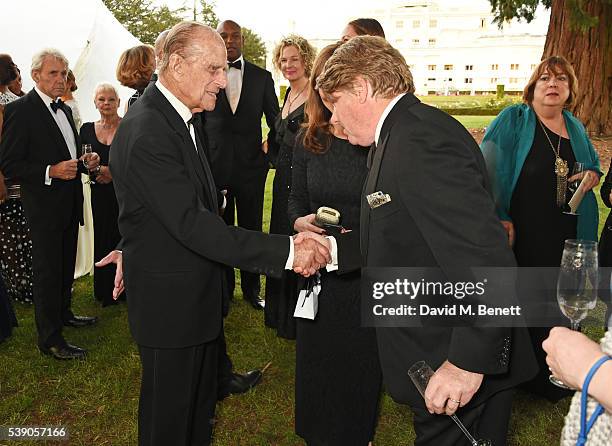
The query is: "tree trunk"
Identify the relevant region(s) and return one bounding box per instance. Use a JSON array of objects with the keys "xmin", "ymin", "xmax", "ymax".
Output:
[{"xmin": 542, "ymin": 0, "xmax": 611, "ymax": 135}]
